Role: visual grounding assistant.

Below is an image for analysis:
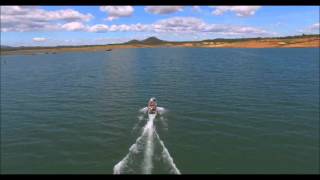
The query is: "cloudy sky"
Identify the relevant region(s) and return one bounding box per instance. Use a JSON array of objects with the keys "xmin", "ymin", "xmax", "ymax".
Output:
[{"xmin": 1, "ymin": 6, "xmax": 319, "ymax": 46}]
